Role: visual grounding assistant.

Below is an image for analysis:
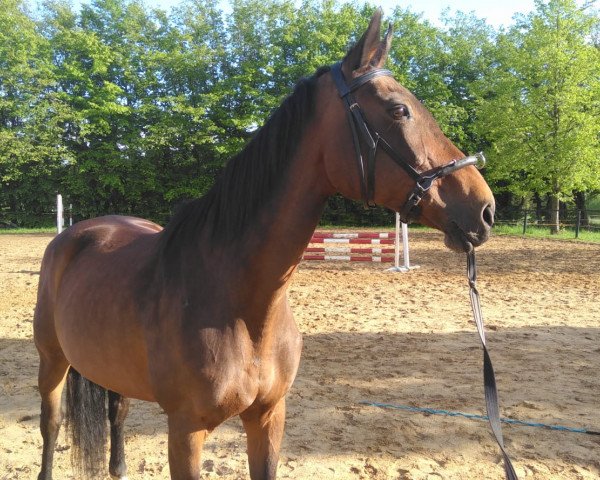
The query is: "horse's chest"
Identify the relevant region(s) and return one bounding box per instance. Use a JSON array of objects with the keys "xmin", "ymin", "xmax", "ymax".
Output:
[
  {"xmin": 209, "ymin": 330, "xmax": 302, "ymax": 411},
  {"xmin": 151, "ymin": 319, "xmax": 301, "ymax": 419}
]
